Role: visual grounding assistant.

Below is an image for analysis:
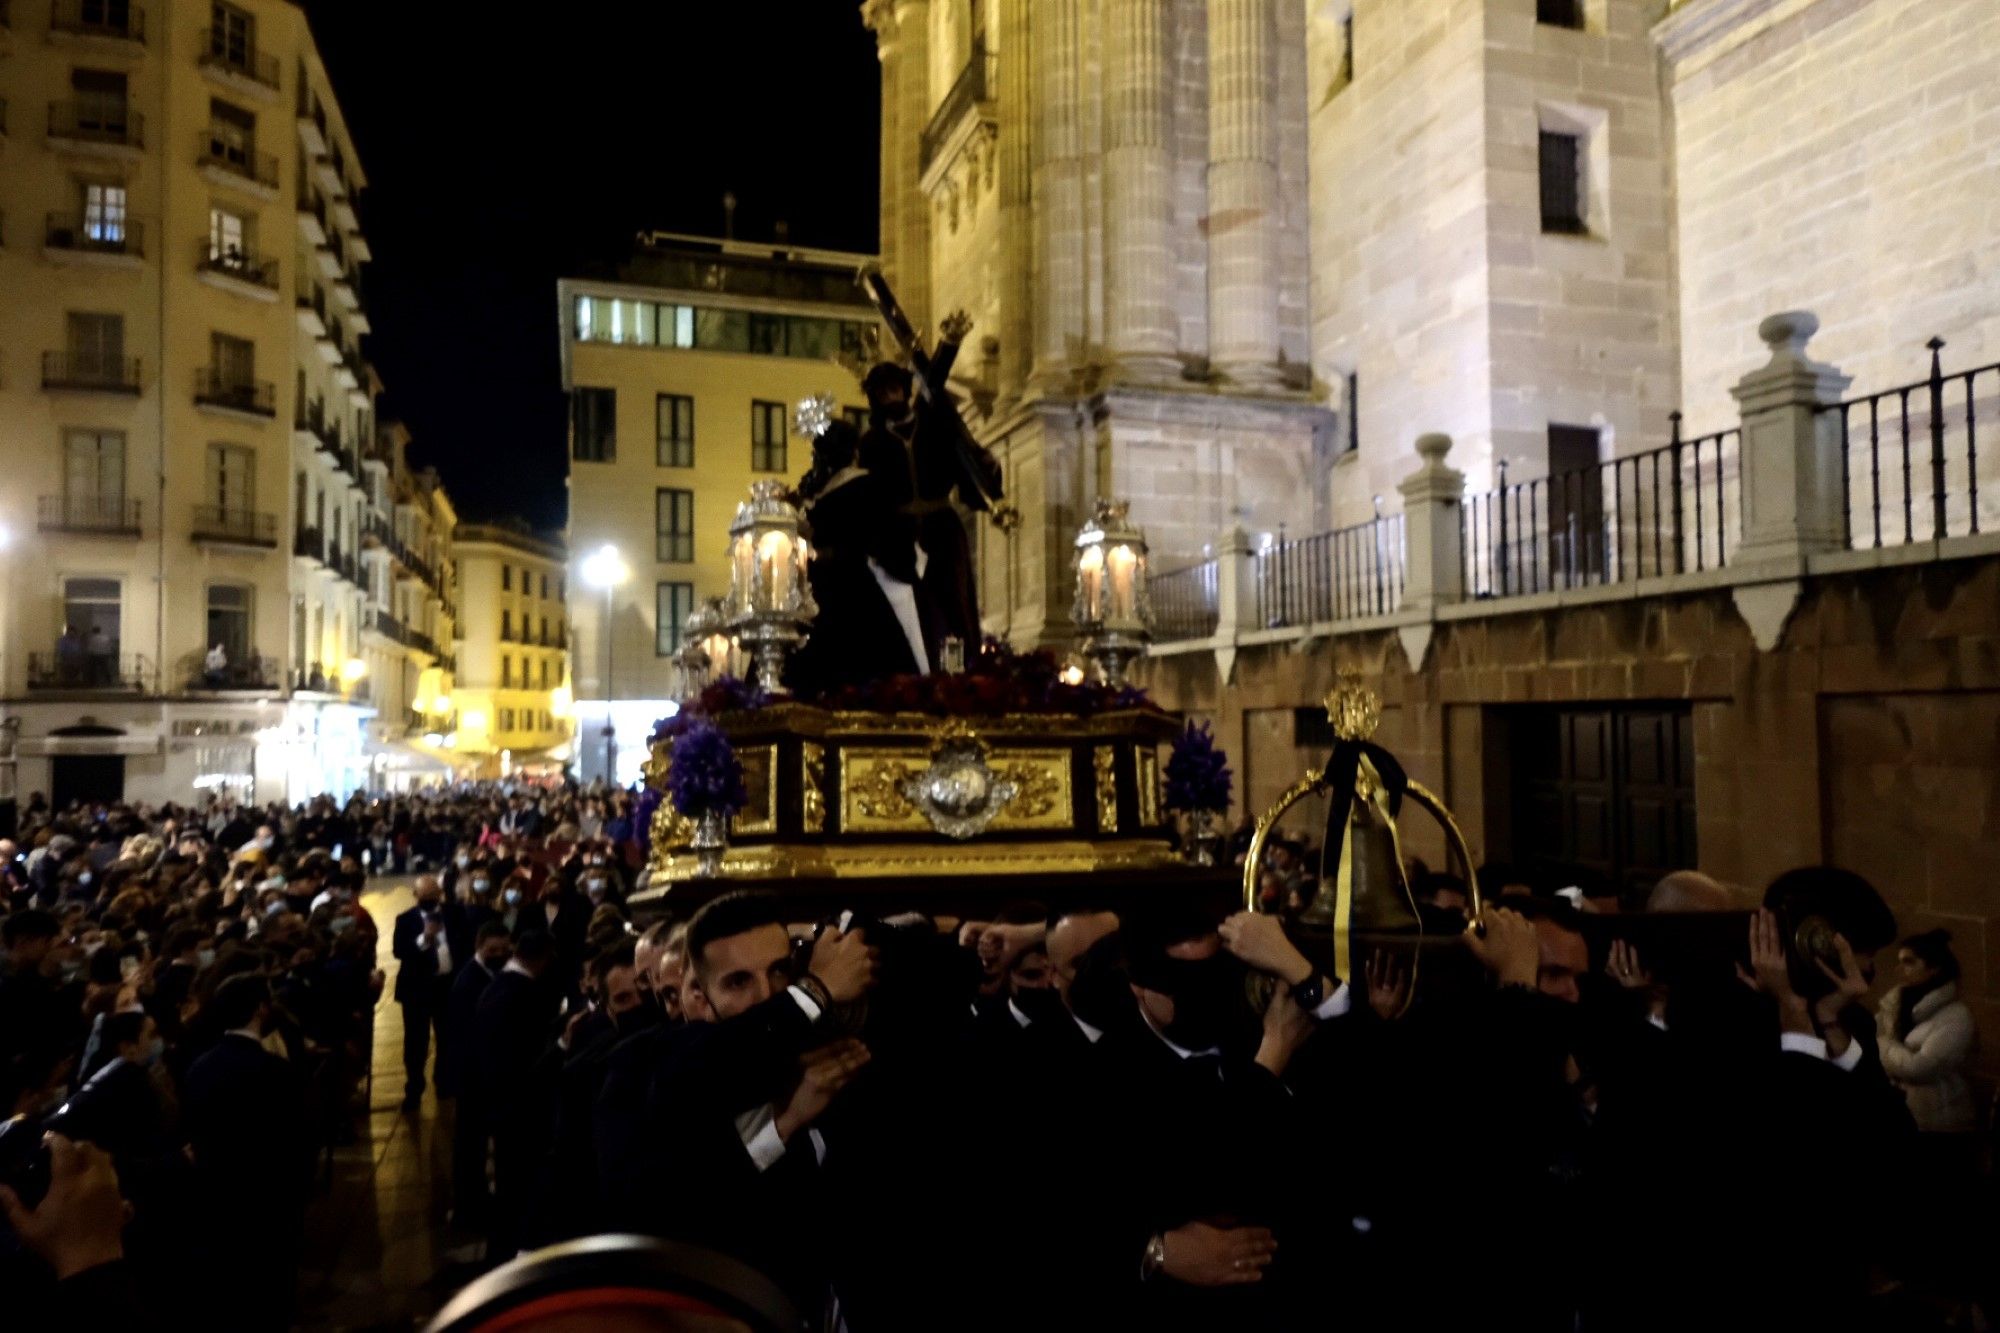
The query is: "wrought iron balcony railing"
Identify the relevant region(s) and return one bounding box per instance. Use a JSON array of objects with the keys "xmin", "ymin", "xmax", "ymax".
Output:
[
  {"xmin": 42, "ymin": 350, "xmax": 140, "ymax": 393},
  {"xmin": 194, "ymin": 368, "xmax": 276, "ymax": 416},
  {"xmin": 39, "ymin": 493, "xmax": 140, "ymax": 534},
  {"xmin": 46, "ymin": 211, "xmax": 142, "ymax": 257},
  {"xmin": 191, "ymin": 505, "xmax": 276, "ymax": 545}
]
